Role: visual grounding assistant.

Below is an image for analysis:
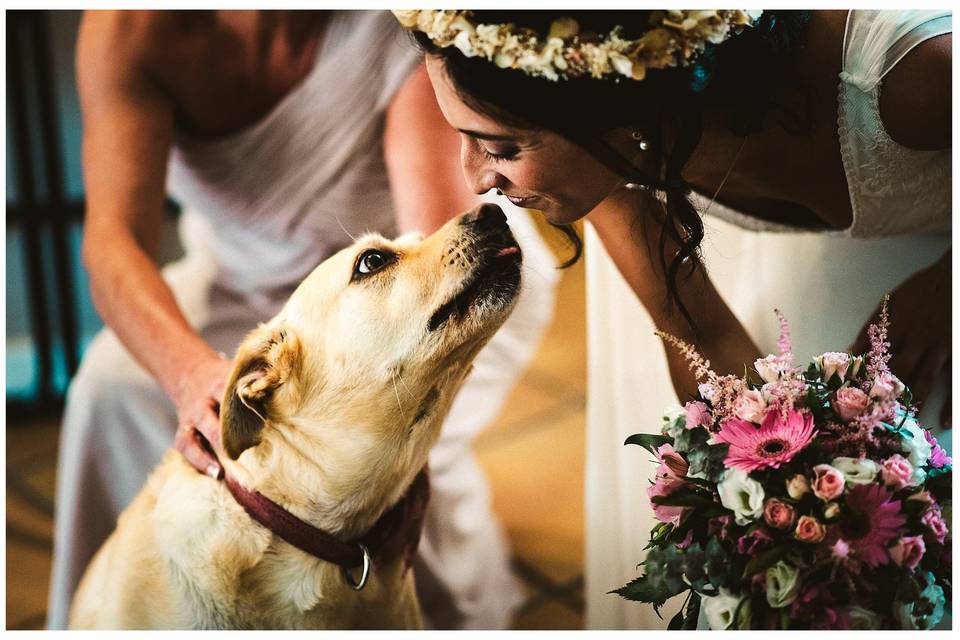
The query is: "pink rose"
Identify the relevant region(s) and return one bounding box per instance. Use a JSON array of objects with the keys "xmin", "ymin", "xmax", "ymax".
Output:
[
  {"xmin": 763, "ymin": 498, "xmax": 797, "ymax": 530},
  {"xmin": 817, "ymin": 352, "xmax": 850, "ymax": 382},
  {"xmin": 880, "ymin": 454, "xmax": 914, "ymax": 490},
  {"xmin": 889, "ymin": 535, "xmax": 926, "ymax": 569},
  {"xmin": 733, "ymin": 388, "xmax": 767, "ymax": 423},
  {"xmin": 794, "ymin": 515, "xmax": 826, "ymax": 543},
  {"xmin": 922, "ymin": 508, "xmax": 948, "ymax": 544},
  {"xmin": 832, "ymin": 386, "xmax": 870, "ymax": 422},
  {"xmin": 654, "ymin": 443, "xmax": 689, "ymax": 480},
  {"xmin": 869, "ymin": 372, "xmax": 905, "ymax": 401},
  {"xmin": 812, "ymin": 464, "xmax": 845, "ymax": 501},
  {"xmin": 684, "ymin": 401, "xmax": 711, "ymax": 430}
]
